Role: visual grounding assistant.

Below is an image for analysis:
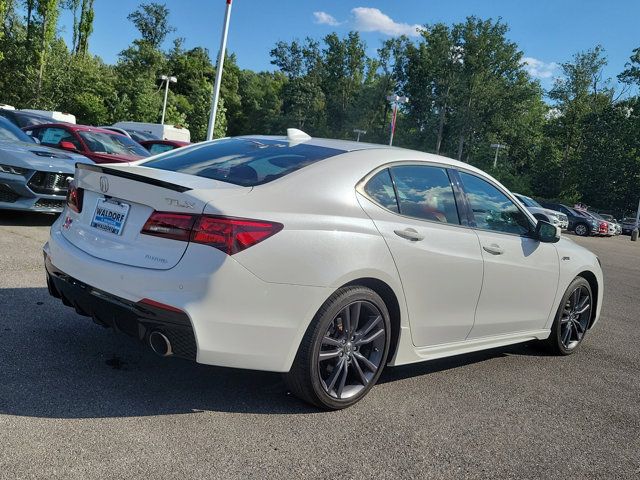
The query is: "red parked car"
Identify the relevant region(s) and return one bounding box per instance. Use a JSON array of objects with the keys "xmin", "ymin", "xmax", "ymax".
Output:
[
  {"xmin": 139, "ymin": 139, "xmax": 190, "ymax": 155},
  {"xmin": 23, "ymin": 123, "xmax": 150, "ymax": 164}
]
